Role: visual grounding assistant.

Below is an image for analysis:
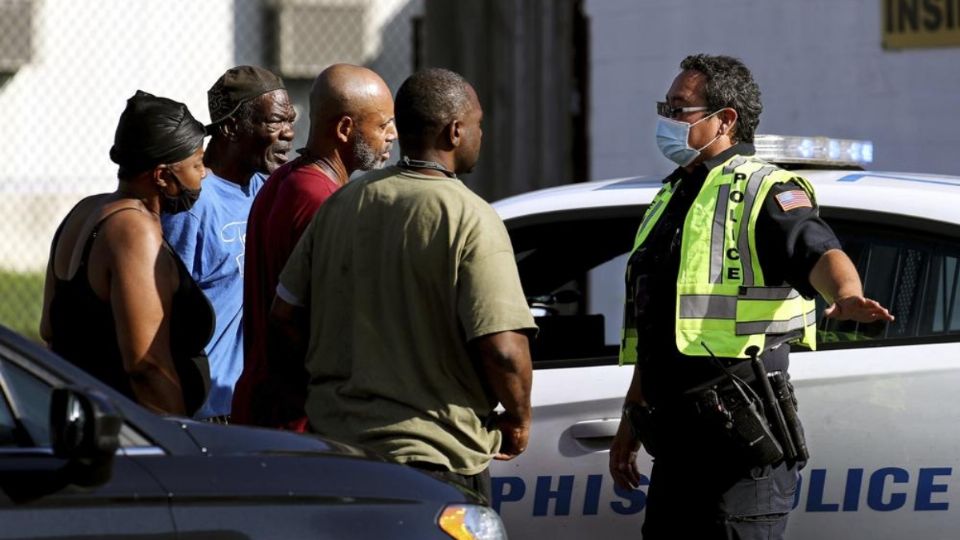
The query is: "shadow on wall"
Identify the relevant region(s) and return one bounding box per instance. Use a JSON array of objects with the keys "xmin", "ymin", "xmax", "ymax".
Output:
[
  {"xmin": 233, "ymin": 0, "xmax": 267, "ymax": 68},
  {"xmin": 229, "ymin": 0, "xmax": 423, "ymax": 164},
  {"xmin": 368, "ymin": 0, "xmax": 424, "ymax": 94},
  {"xmin": 419, "ymin": 0, "xmax": 590, "ymax": 202},
  {"xmin": 365, "ymin": 0, "xmax": 424, "ymax": 170}
]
